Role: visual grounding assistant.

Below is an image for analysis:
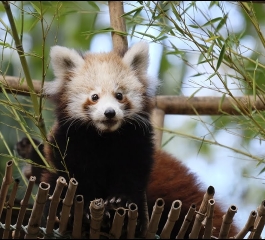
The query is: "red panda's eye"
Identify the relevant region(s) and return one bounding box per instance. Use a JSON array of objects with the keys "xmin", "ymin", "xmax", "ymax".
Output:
[
  {"xmin": 91, "ymin": 94, "xmax": 99, "ymax": 102},
  {"xmin": 116, "ymin": 93, "xmax": 123, "ymax": 101}
]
